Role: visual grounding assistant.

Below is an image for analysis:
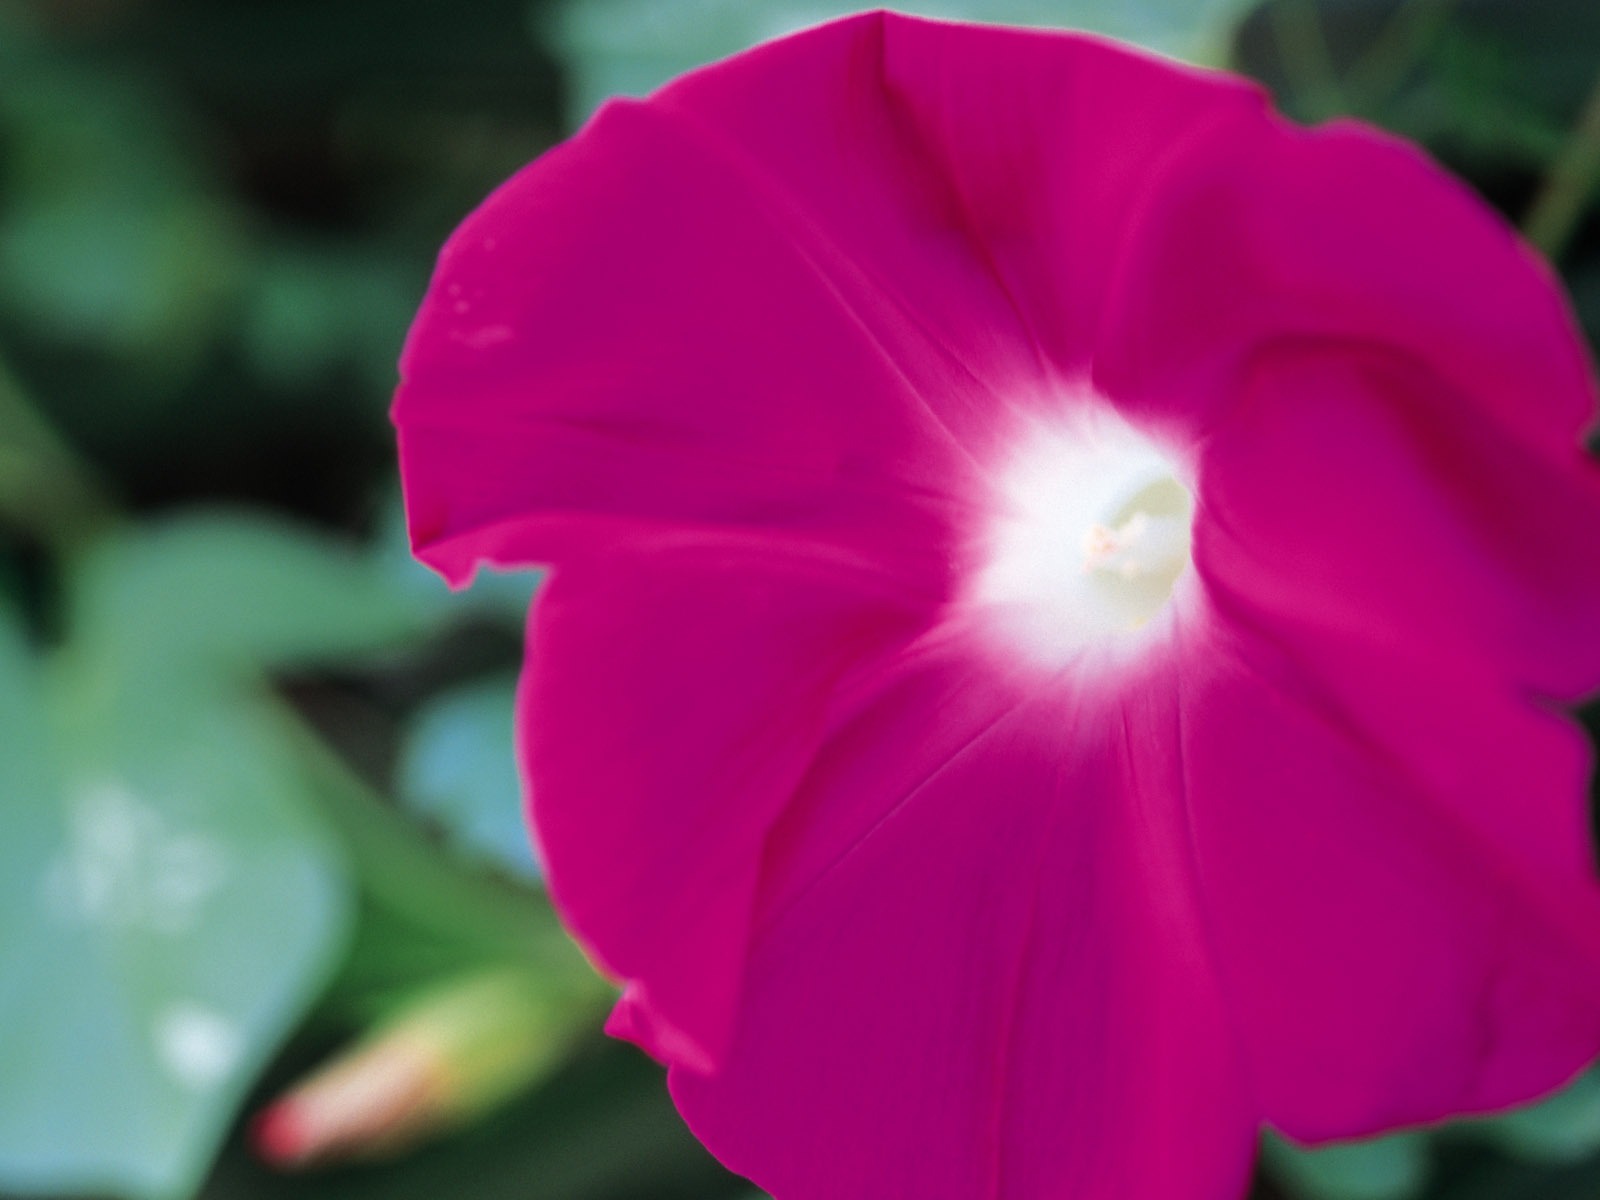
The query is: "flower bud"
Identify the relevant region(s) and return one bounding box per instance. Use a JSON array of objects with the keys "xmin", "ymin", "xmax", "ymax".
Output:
[{"xmin": 252, "ymin": 967, "xmax": 596, "ymax": 1167}]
